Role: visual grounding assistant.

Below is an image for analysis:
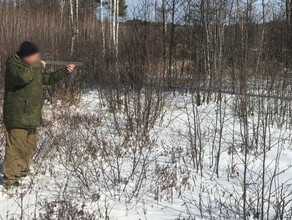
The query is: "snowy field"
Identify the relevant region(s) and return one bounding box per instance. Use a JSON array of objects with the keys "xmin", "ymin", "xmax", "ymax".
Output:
[{"xmin": 0, "ymin": 90, "xmax": 292, "ymax": 219}]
